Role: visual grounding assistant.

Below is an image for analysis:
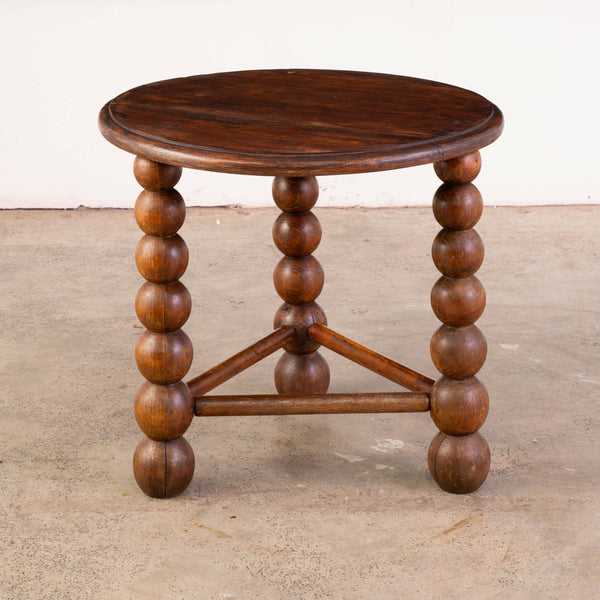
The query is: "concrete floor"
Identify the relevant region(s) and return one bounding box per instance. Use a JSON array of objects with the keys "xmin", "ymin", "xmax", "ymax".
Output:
[{"xmin": 0, "ymin": 205, "xmax": 599, "ymax": 599}]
